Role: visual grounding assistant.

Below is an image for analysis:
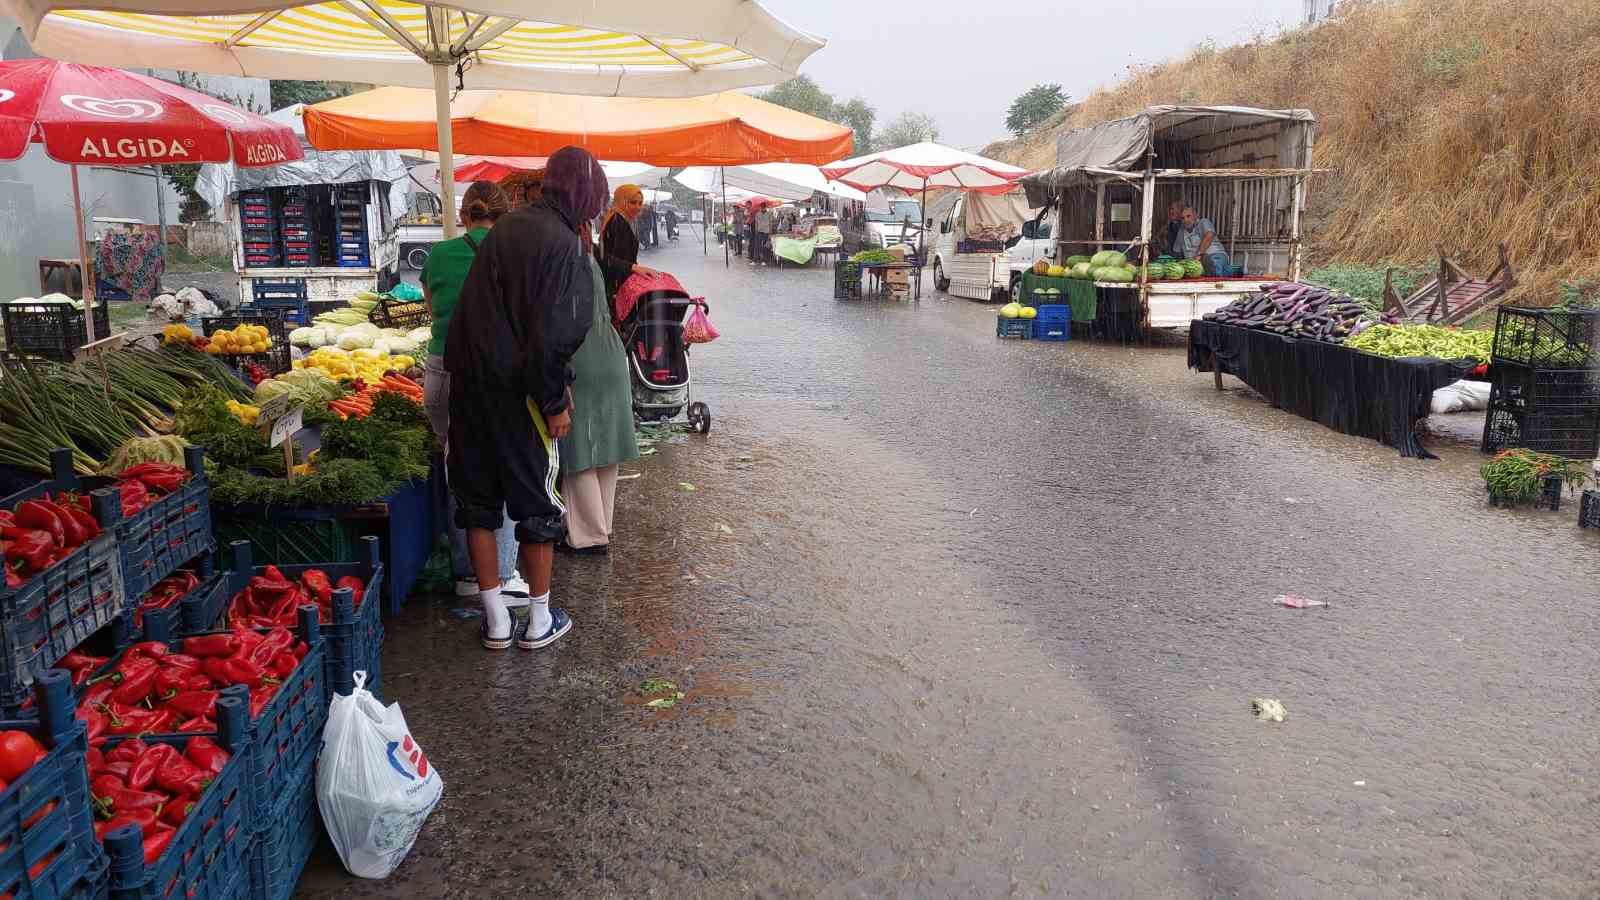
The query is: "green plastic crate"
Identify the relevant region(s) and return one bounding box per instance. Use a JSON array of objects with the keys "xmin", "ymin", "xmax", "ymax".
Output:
[{"xmin": 212, "ymin": 510, "xmax": 360, "ymax": 568}]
